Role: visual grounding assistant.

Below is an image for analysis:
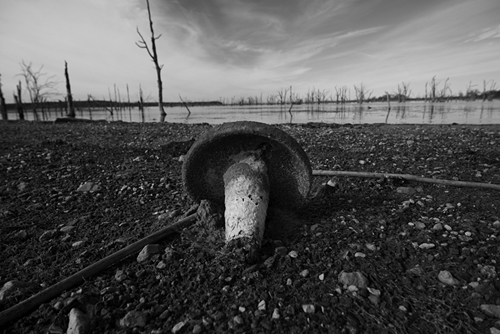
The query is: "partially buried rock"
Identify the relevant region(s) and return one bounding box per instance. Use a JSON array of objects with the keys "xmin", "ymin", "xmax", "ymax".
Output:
[
  {"xmin": 338, "ymin": 271, "xmax": 368, "ymax": 289},
  {"xmin": 480, "ymin": 304, "xmax": 500, "ymax": 319},
  {"xmin": 67, "ymin": 308, "xmax": 89, "ymax": 334},
  {"xmin": 0, "ymin": 280, "xmax": 39, "ymax": 301},
  {"xmin": 120, "ymin": 310, "xmax": 147, "ymax": 328},
  {"xmin": 438, "ymin": 270, "xmax": 460, "ymax": 286},
  {"xmin": 137, "ymin": 244, "xmax": 161, "ymax": 263}
]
